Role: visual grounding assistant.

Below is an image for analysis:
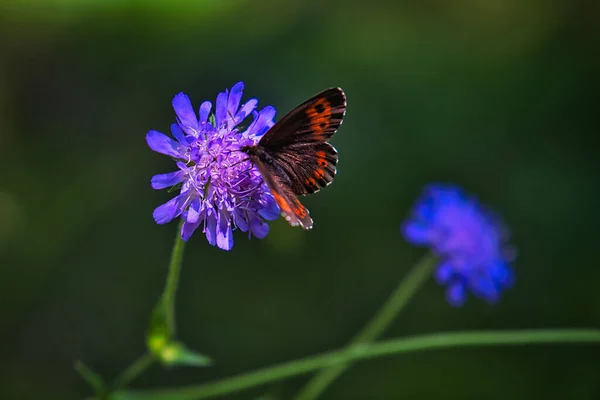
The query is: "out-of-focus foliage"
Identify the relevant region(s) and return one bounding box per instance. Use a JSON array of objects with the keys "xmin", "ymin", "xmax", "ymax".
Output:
[{"xmin": 0, "ymin": 0, "xmax": 598, "ymax": 399}]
